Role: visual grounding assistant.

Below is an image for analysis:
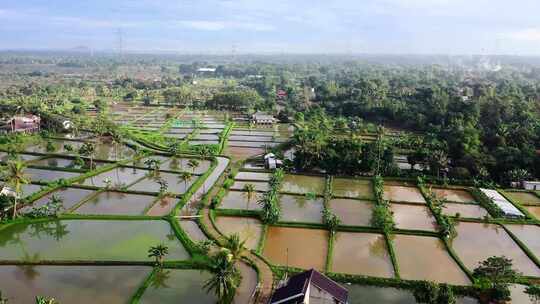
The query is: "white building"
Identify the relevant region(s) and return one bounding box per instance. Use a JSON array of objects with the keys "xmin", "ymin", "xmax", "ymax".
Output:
[
  {"xmin": 252, "ymin": 112, "xmax": 276, "ymax": 125},
  {"xmin": 522, "ymin": 181, "xmax": 540, "ymax": 191}
]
